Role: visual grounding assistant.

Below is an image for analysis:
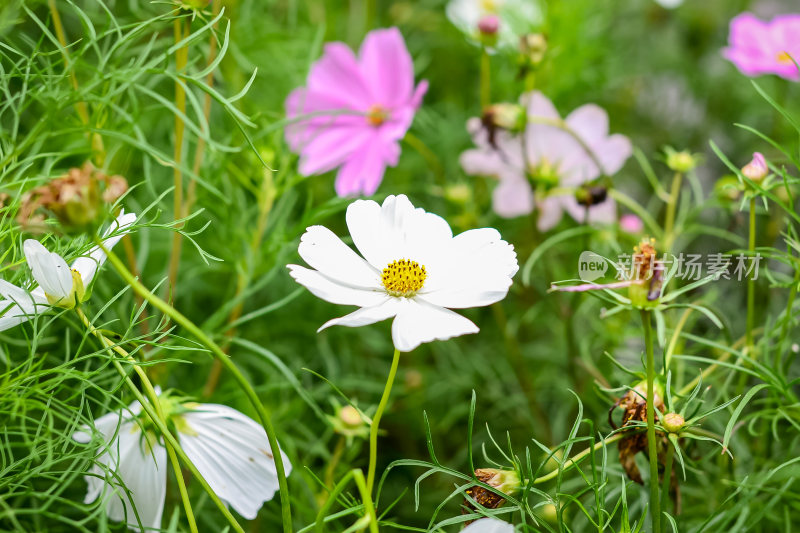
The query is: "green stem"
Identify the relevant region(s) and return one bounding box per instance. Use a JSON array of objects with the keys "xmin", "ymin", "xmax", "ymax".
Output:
[
  {"xmin": 746, "ymin": 197, "xmax": 756, "ymax": 356},
  {"xmin": 528, "ymin": 432, "xmax": 625, "ymax": 484},
  {"xmin": 366, "ymin": 348, "xmax": 401, "ymax": 494},
  {"xmin": 641, "ymin": 310, "xmax": 661, "ymax": 533},
  {"xmin": 315, "ymin": 469, "xmax": 378, "ymax": 533},
  {"xmin": 77, "ymin": 308, "xmax": 200, "ymax": 533},
  {"xmin": 98, "ymin": 241, "xmax": 293, "ymax": 533},
  {"xmin": 480, "ymin": 47, "xmax": 491, "ymax": 108},
  {"xmin": 664, "ymin": 172, "xmax": 683, "ymax": 250},
  {"xmin": 168, "ymin": 17, "xmax": 189, "ymax": 294}
]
